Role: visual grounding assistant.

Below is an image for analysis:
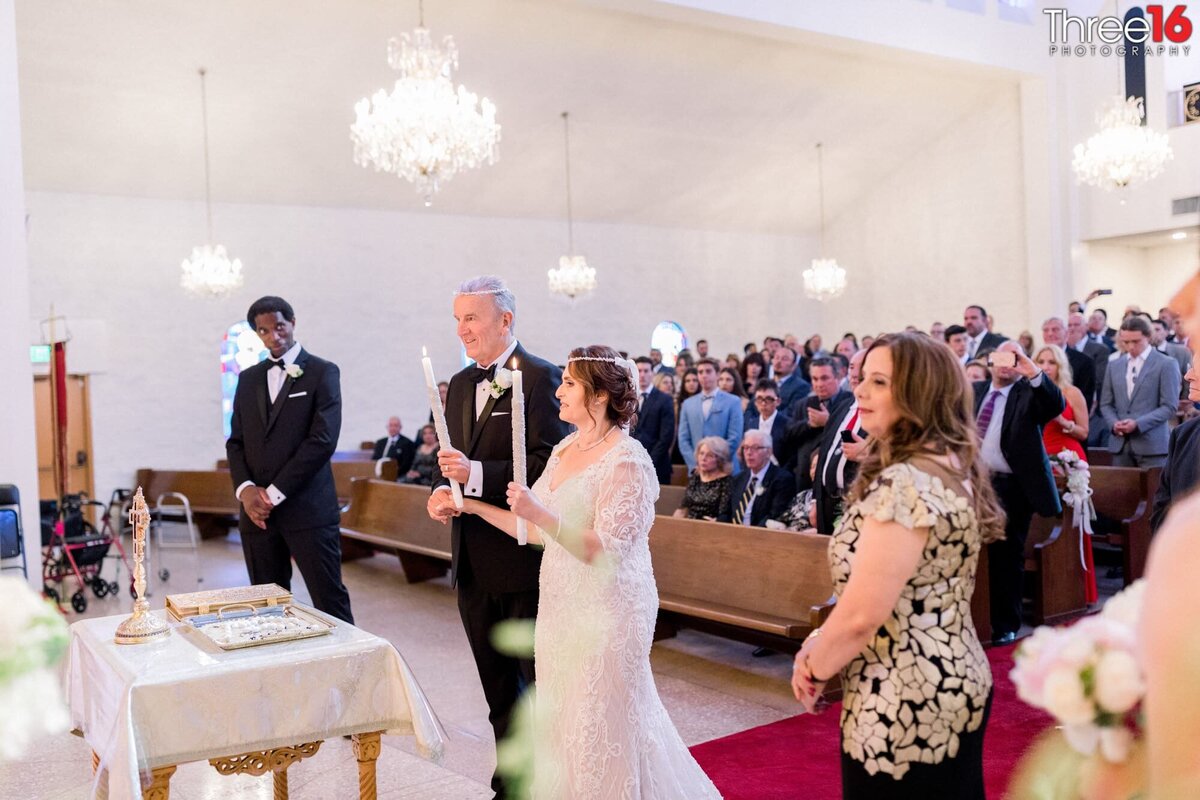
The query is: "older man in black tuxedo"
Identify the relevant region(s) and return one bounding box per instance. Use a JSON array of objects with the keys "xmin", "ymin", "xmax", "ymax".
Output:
[
  {"xmin": 632, "ymin": 356, "xmax": 675, "ymax": 485},
  {"xmin": 974, "ymin": 341, "xmax": 1064, "ymax": 644},
  {"xmin": 427, "ymin": 276, "xmax": 568, "ymax": 800},
  {"xmin": 226, "ymin": 295, "xmax": 353, "ymax": 623}
]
